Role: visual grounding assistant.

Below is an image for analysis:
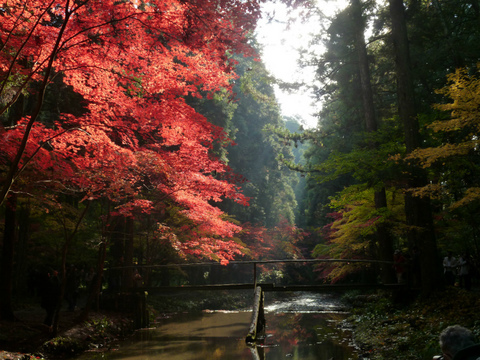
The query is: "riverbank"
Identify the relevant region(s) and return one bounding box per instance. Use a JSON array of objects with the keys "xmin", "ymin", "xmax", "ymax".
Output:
[
  {"xmin": 0, "ymin": 302, "xmax": 135, "ymax": 360},
  {"xmin": 346, "ymin": 287, "xmax": 480, "ymax": 359},
  {"xmin": 2, "ymin": 287, "xmax": 478, "ymax": 360},
  {"xmin": 0, "ymin": 290, "xmax": 252, "ymax": 360}
]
